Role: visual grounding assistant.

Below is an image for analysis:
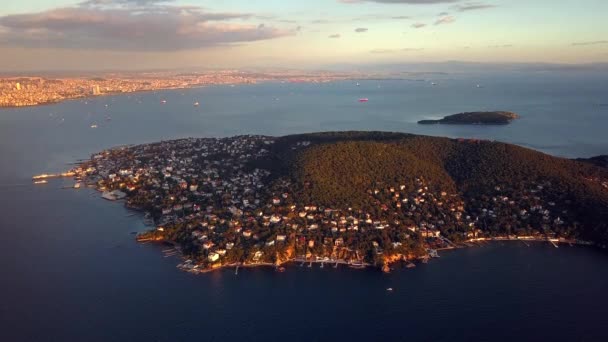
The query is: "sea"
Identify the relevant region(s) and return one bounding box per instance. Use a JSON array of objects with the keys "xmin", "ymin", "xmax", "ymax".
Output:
[{"xmin": 1, "ymin": 70, "xmax": 607, "ymax": 342}]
